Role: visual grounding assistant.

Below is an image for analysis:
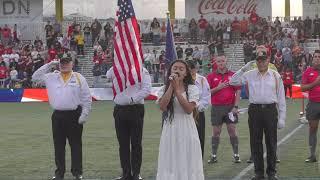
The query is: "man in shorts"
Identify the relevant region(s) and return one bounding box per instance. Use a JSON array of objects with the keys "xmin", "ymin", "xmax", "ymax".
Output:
[
  {"xmin": 207, "ymin": 55, "xmax": 242, "ymax": 163},
  {"xmin": 301, "ymin": 50, "xmax": 320, "ymax": 163}
]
